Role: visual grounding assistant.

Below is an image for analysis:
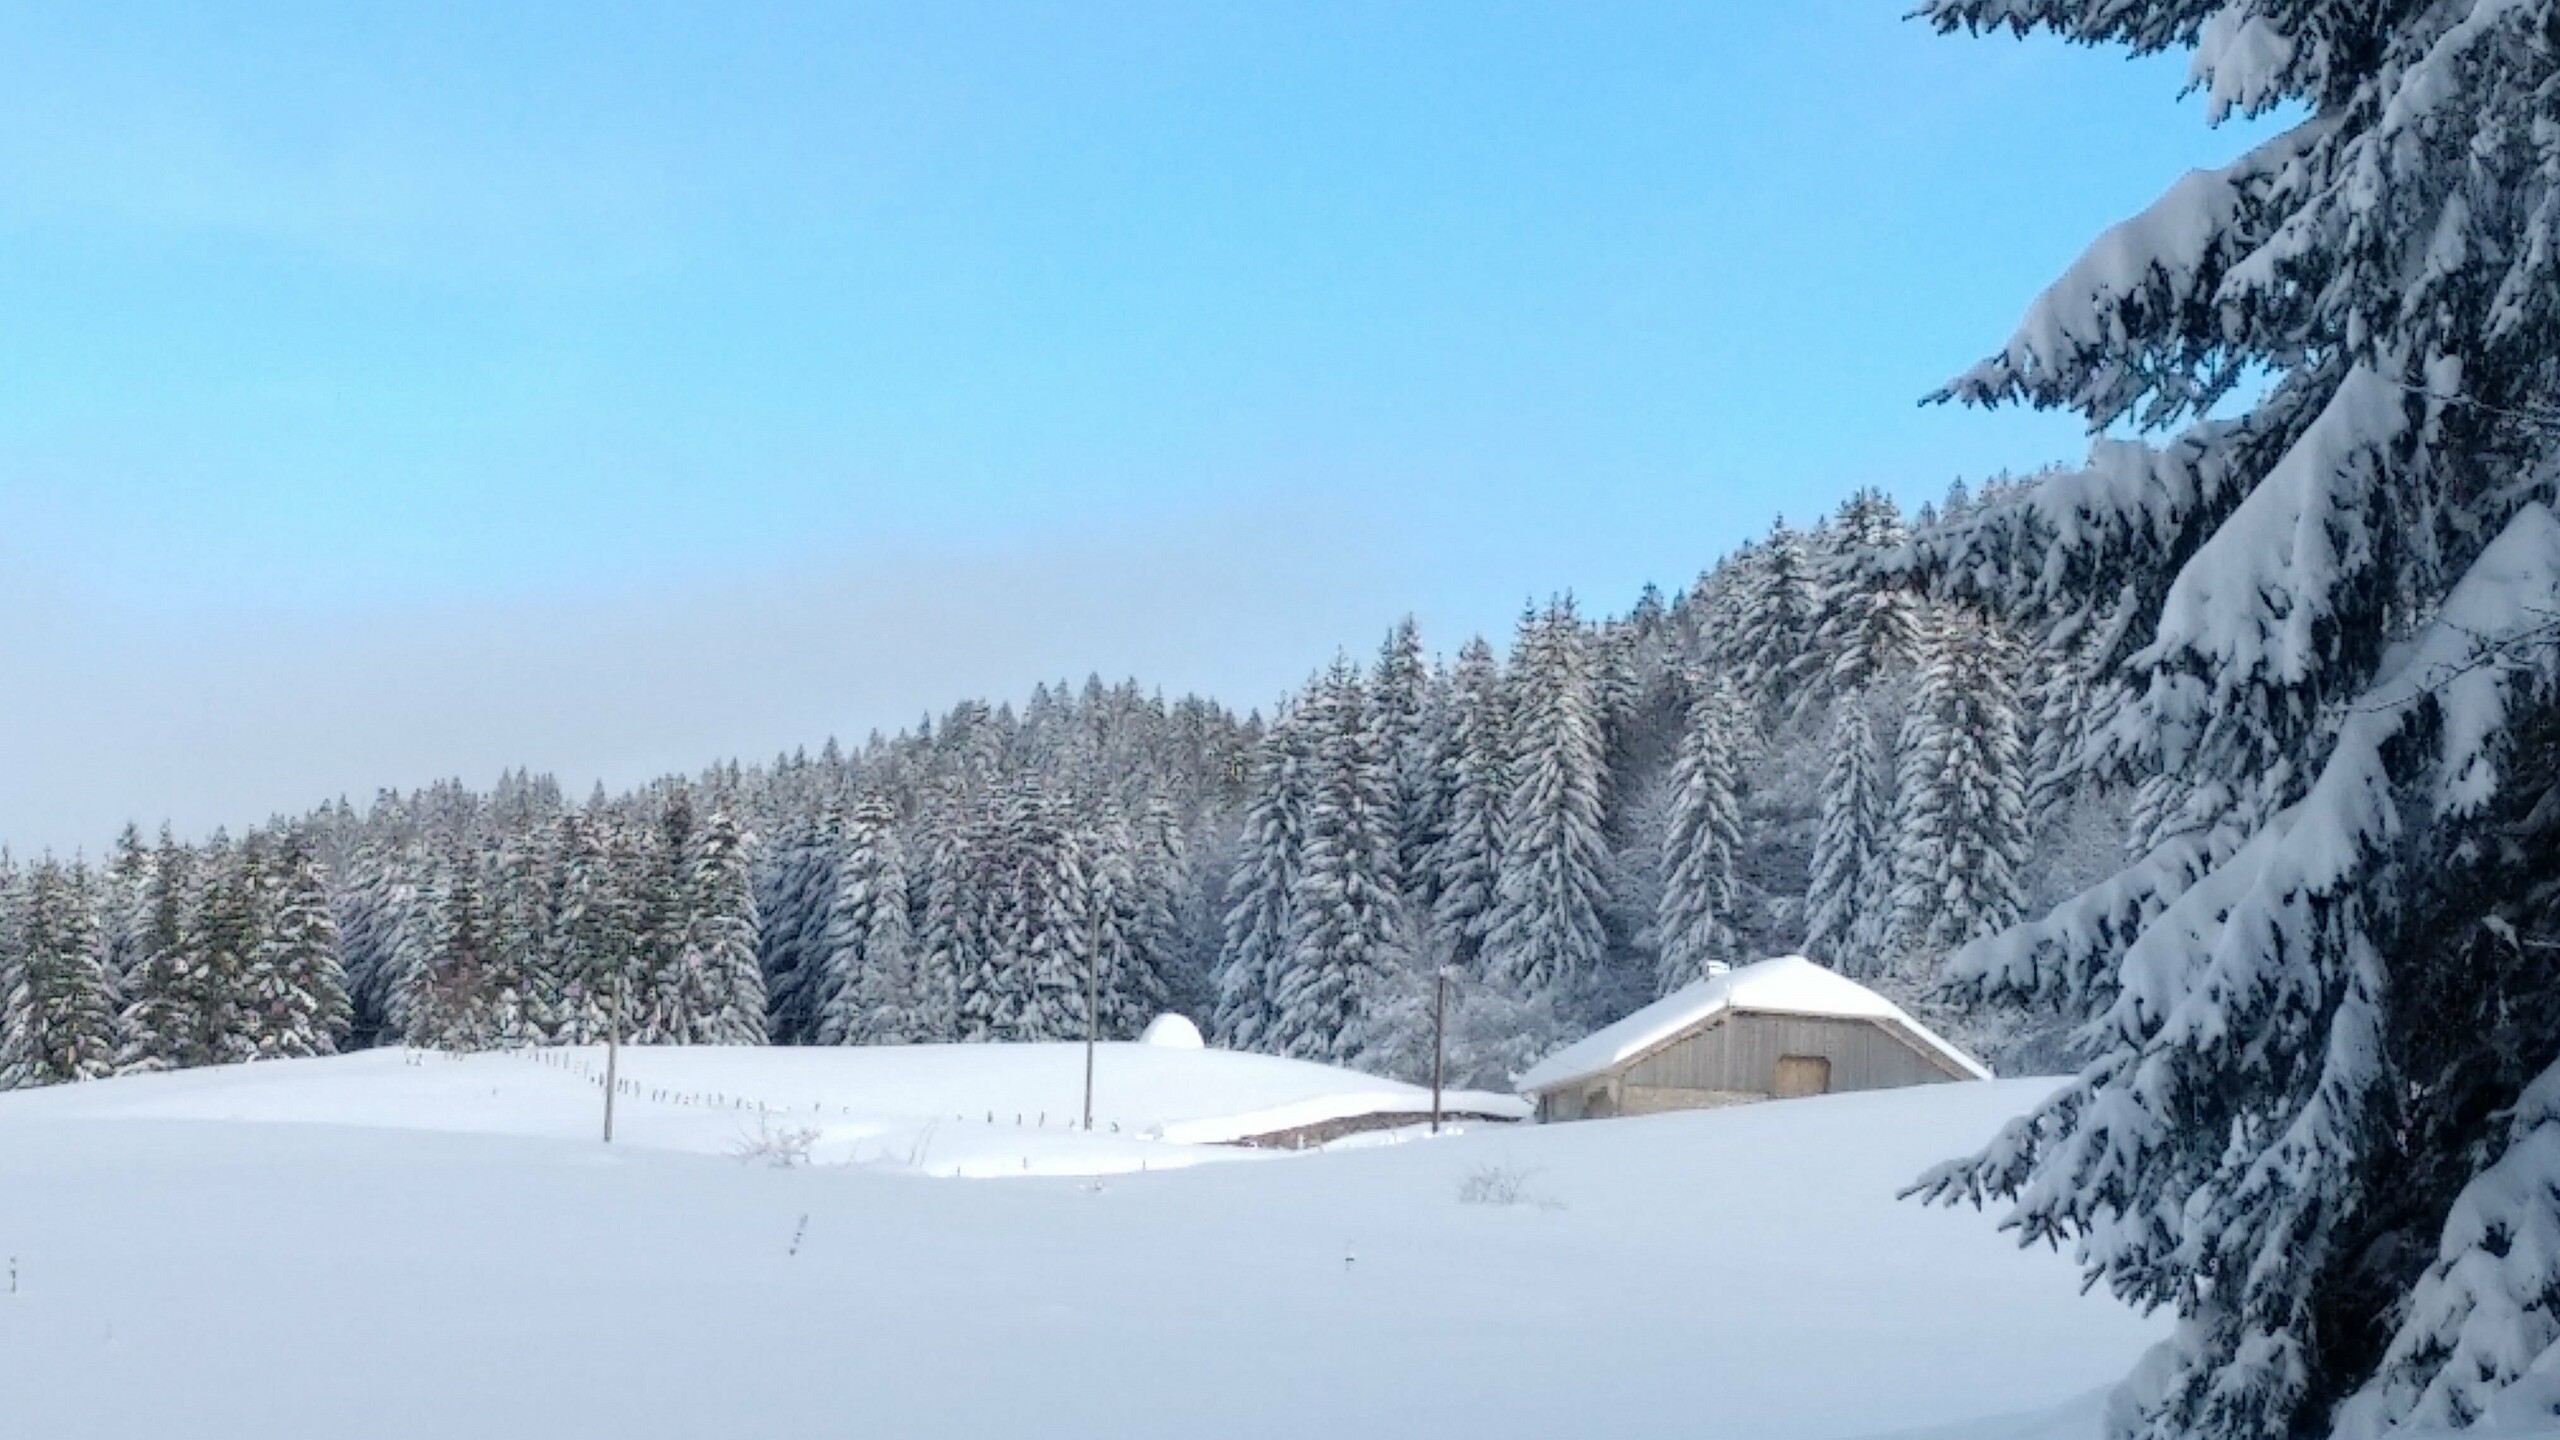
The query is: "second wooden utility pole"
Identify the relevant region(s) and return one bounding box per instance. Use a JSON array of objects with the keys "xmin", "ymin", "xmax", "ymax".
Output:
[
  {"xmin": 1083, "ymin": 892, "xmax": 1102, "ymax": 1132},
  {"xmin": 602, "ymin": 967, "xmax": 626, "ymax": 1144},
  {"xmin": 1430, "ymin": 968, "xmax": 1449, "ymax": 1135}
]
